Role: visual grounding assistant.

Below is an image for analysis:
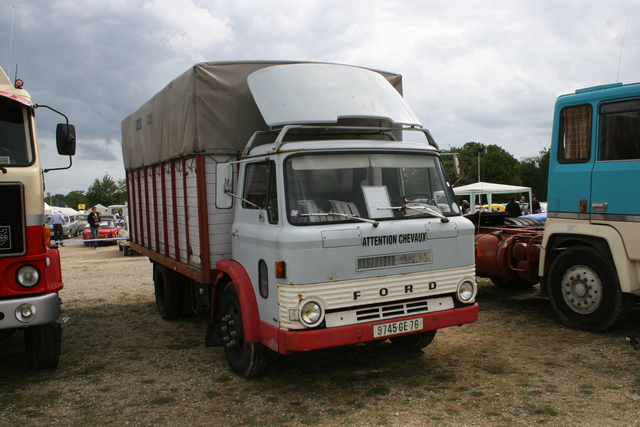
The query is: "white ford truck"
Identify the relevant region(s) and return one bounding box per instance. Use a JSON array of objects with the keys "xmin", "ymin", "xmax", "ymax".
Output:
[{"xmin": 121, "ymin": 61, "xmax": 478, "ymax": 377}]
